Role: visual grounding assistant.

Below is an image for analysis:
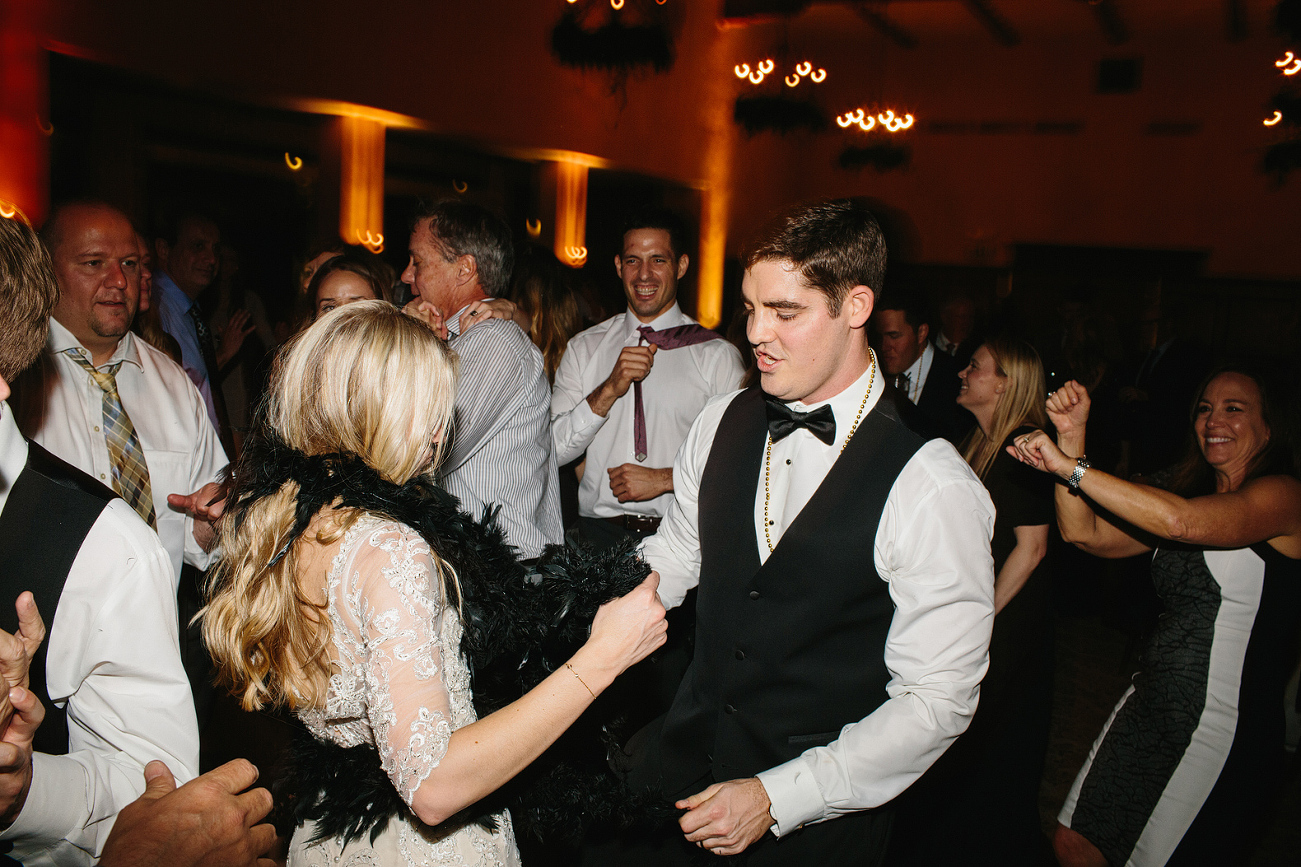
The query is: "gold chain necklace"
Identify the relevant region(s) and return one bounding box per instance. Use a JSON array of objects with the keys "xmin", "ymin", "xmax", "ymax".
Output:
[{"xmin": 763, "ymin": 350, "xmax": 877, "ymax": 554}]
